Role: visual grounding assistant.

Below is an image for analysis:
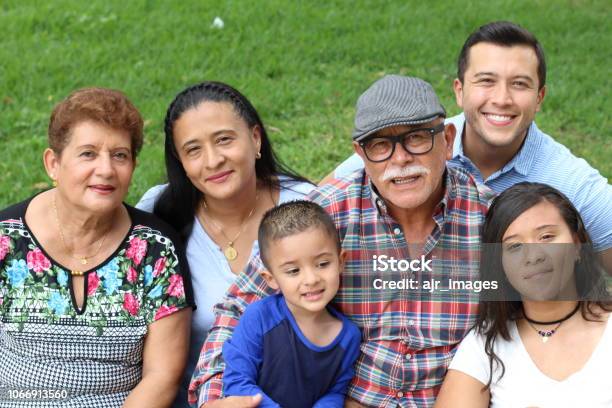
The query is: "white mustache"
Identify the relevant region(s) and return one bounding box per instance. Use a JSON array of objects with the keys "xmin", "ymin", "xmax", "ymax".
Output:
[{"xmin": 382, "ymin": 165, "xmax": 430, "ymax": 182}]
